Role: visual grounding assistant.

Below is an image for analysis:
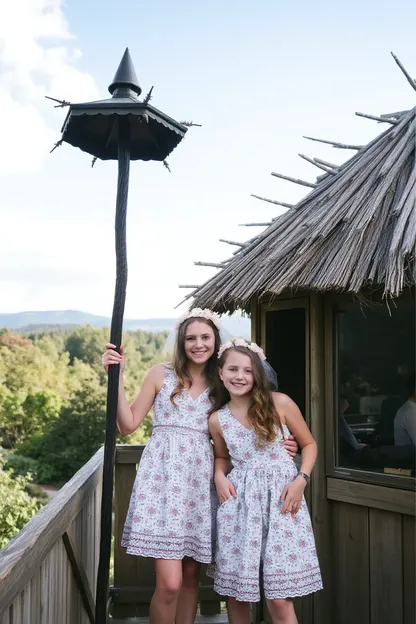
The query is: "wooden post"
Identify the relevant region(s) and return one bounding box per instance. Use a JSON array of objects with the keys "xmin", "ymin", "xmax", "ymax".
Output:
[
  {"xmin": 95, "ymin": 120, "xmax": 131, "ymax": 624},
  {"xmin": 309, "ymin": 294, "xmax": 334, "ymax": 623}
]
